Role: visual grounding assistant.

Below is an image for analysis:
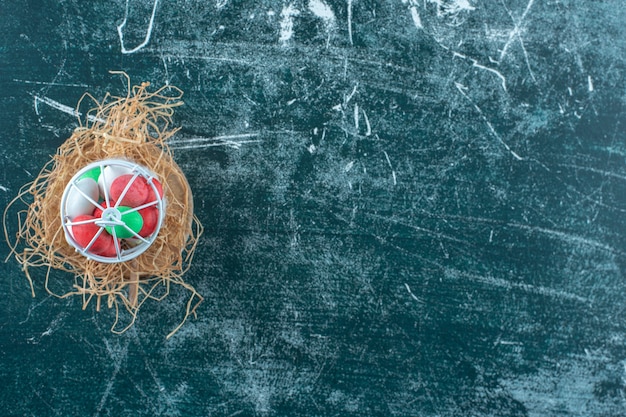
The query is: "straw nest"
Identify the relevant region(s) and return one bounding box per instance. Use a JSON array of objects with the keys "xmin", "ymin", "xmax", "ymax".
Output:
[{"xmin": 3, "ymin": 73, "xmax": 203, "ymax": 338}]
